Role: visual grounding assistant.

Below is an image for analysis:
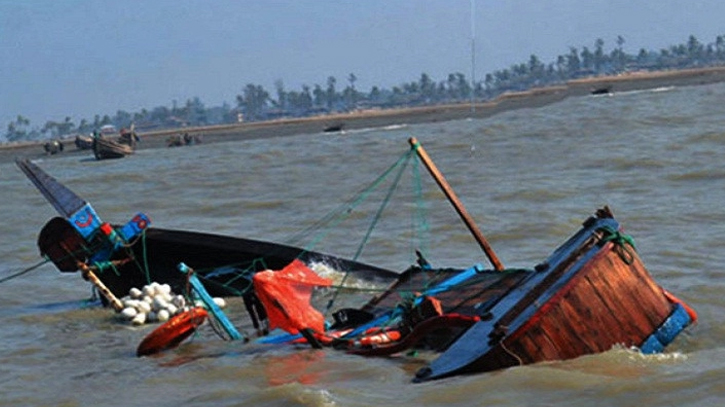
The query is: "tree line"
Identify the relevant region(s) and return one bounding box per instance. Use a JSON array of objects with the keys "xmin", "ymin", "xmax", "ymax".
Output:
[{"xmin": 5, "ymin": 34, "xmax": 725, "ymax": 142}]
